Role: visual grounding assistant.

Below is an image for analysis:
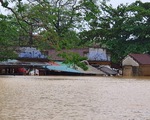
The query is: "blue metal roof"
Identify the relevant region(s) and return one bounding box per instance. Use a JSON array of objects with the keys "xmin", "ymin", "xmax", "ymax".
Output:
[{"xmin": 46, "ymin": 62, "xmax": 81, "ymax": 73}]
